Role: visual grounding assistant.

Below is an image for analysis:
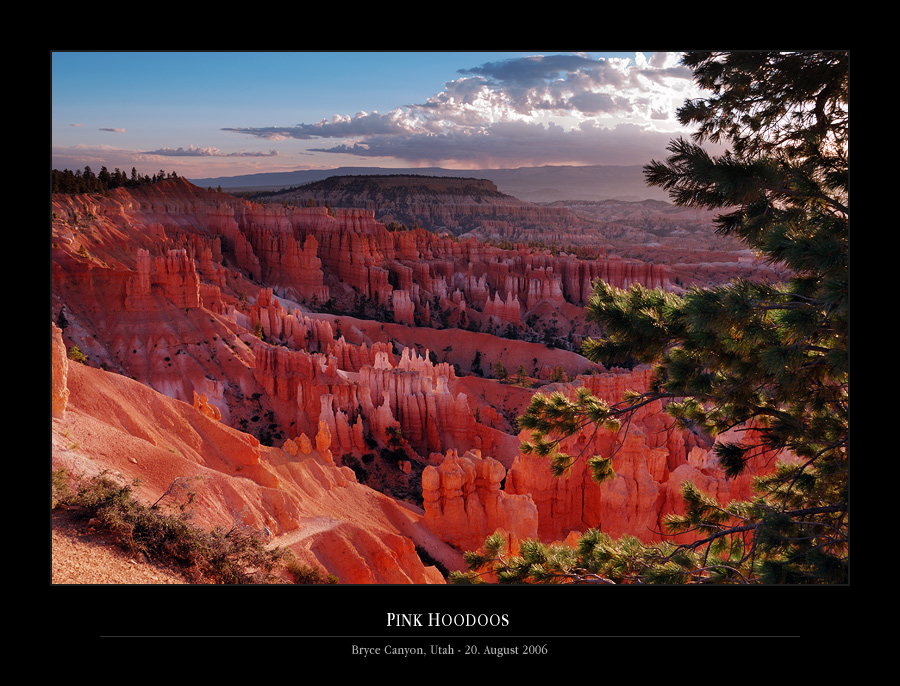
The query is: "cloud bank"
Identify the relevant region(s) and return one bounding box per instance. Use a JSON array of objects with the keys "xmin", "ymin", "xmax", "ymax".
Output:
[
  {"xmin": 223, "ymin": 51, "xmax": 703, "ymax": 167},
  {"xmin": 141, "ymin": 145, "xmax": 279, "ymax": 158}
]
